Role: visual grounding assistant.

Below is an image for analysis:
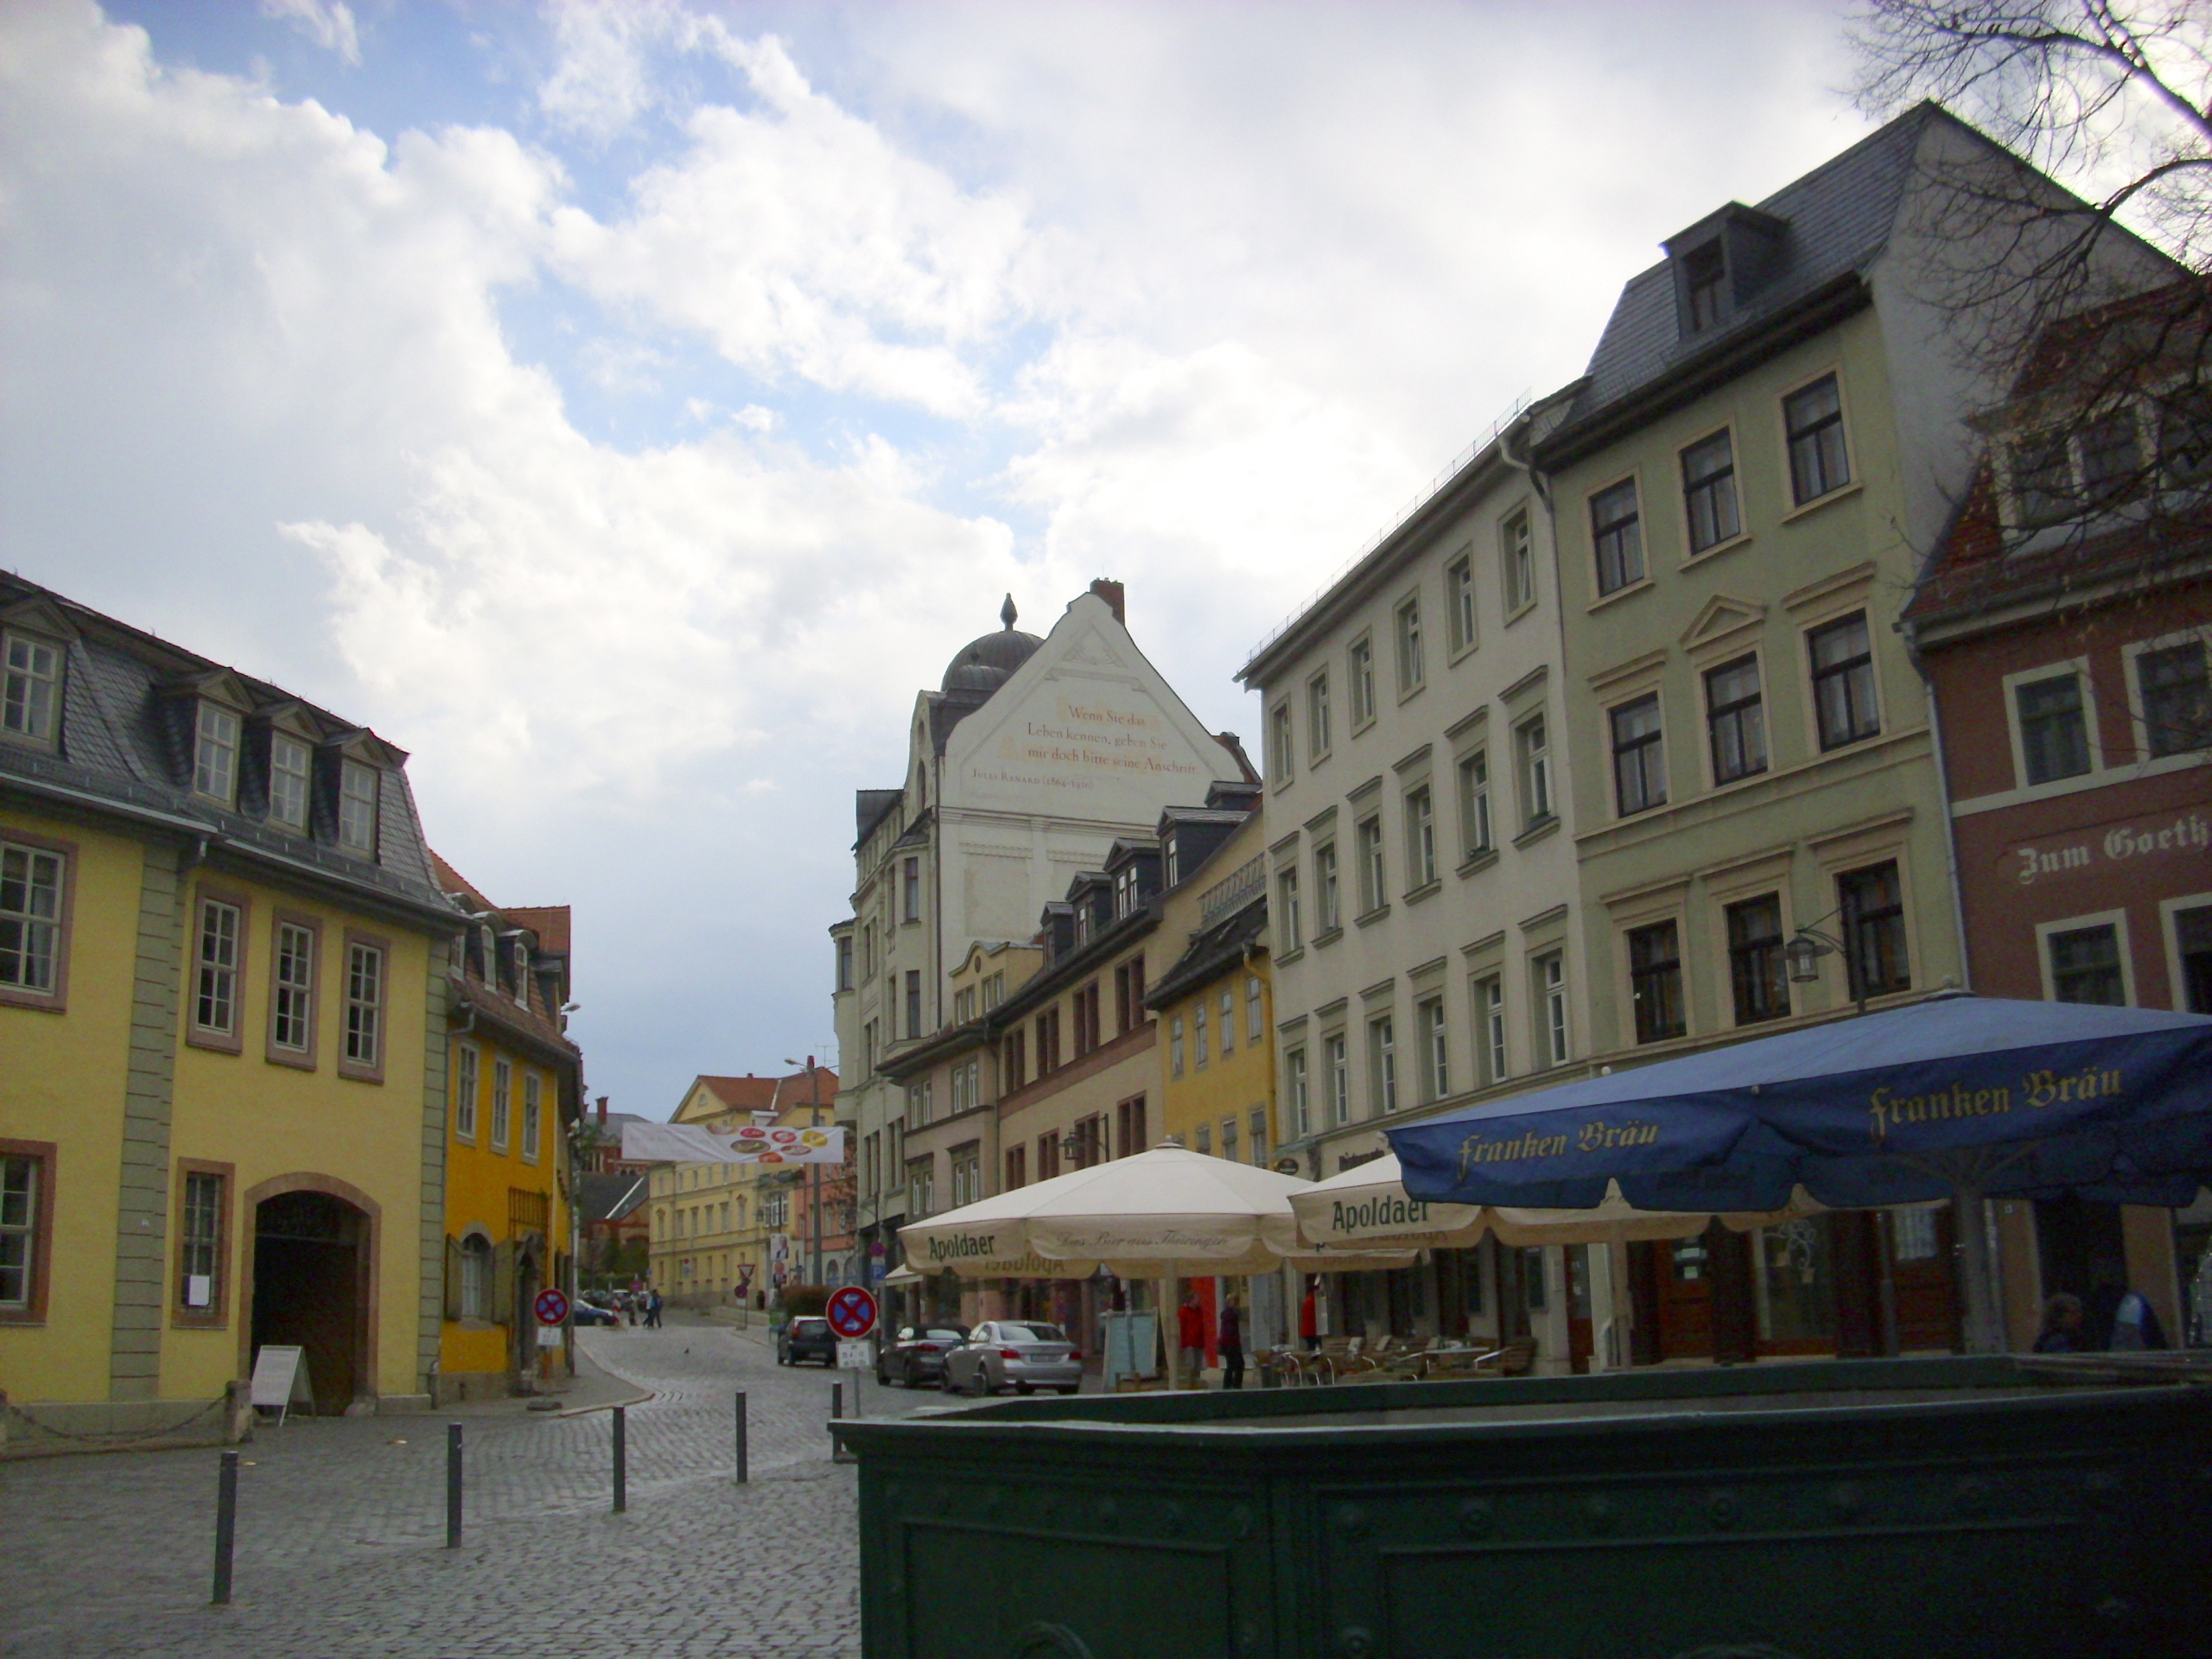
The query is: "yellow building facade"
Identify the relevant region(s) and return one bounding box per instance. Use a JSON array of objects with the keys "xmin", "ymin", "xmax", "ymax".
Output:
[
  {"xmin": 2, "ymin": 581, "xmax": 459, "ymax": 1445},
  {"xmin": 431, "ymin": 857, "xmax": 580, "ymax": 1402},
  {"xmin": 649, "ymin": 1073, "xmax": 791, "ymax": 1307}
]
